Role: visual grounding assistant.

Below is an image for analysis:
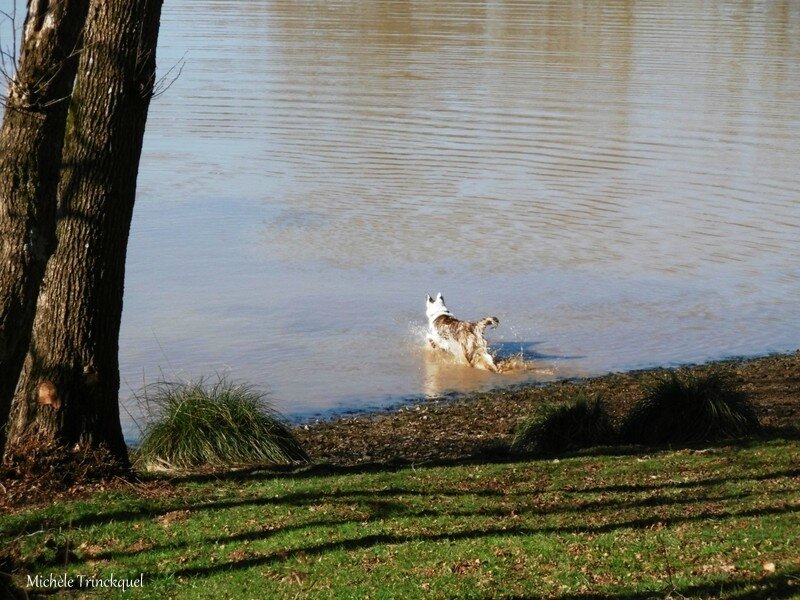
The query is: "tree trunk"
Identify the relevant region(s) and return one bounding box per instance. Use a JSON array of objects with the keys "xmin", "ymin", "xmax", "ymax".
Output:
[
  {"xmin": 0, "ymin": 0, "xmax": 90, "ymax": 454},
  {"xmin": 4, "ymin": 0, "xmax": 163, "ymax": 465}
]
